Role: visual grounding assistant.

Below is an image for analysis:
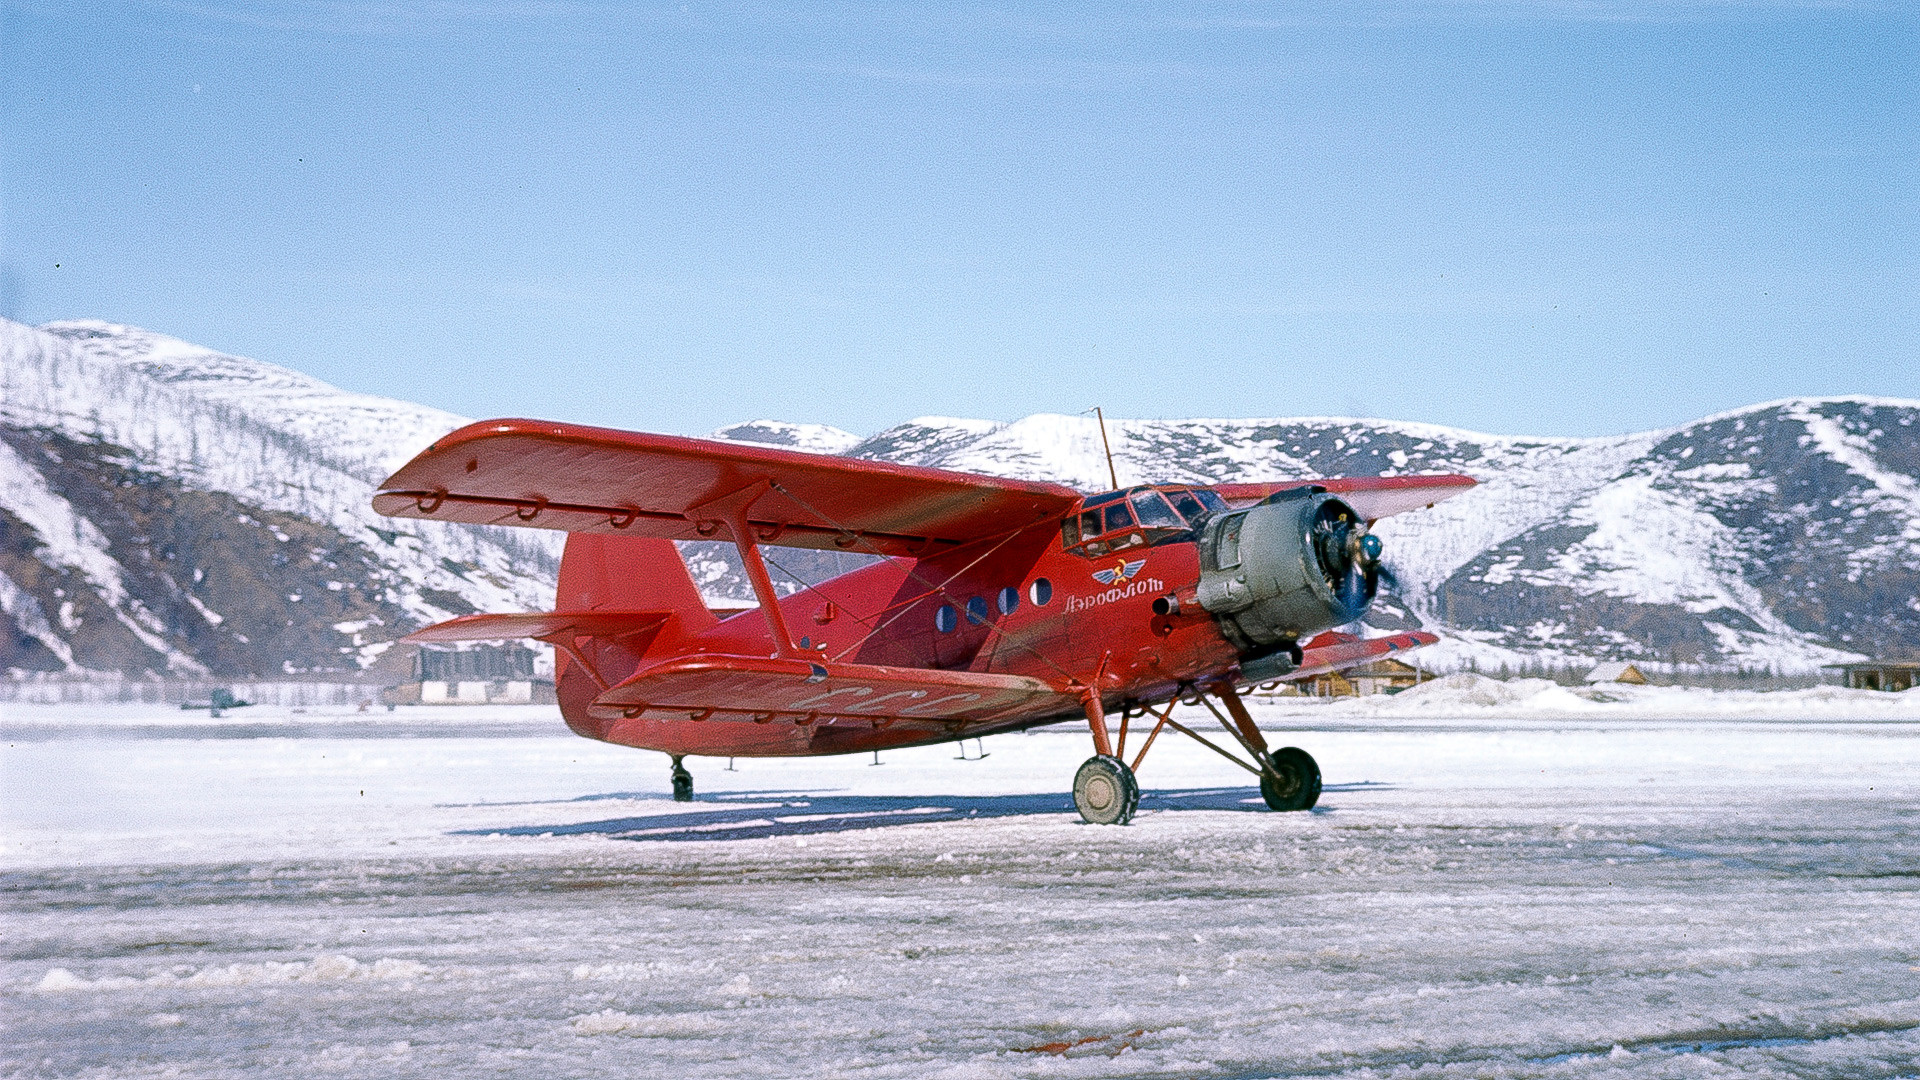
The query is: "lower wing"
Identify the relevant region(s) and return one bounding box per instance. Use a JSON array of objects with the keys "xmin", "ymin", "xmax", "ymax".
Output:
[
  {"xmin": 1288, "ymin": 631, "xmax": 1438, "ymax": 680},
  {"xmin": 587, "ymin": 654, "xmax": 1081, "ymax": 728}
]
